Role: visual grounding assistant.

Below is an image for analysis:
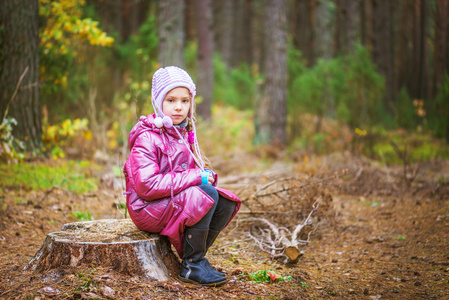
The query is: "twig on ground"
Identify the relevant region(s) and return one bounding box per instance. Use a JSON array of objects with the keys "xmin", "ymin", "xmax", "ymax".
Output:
[{"xmin": 245, "ymin": 197, "xmax": 322, "ymax": 262}]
